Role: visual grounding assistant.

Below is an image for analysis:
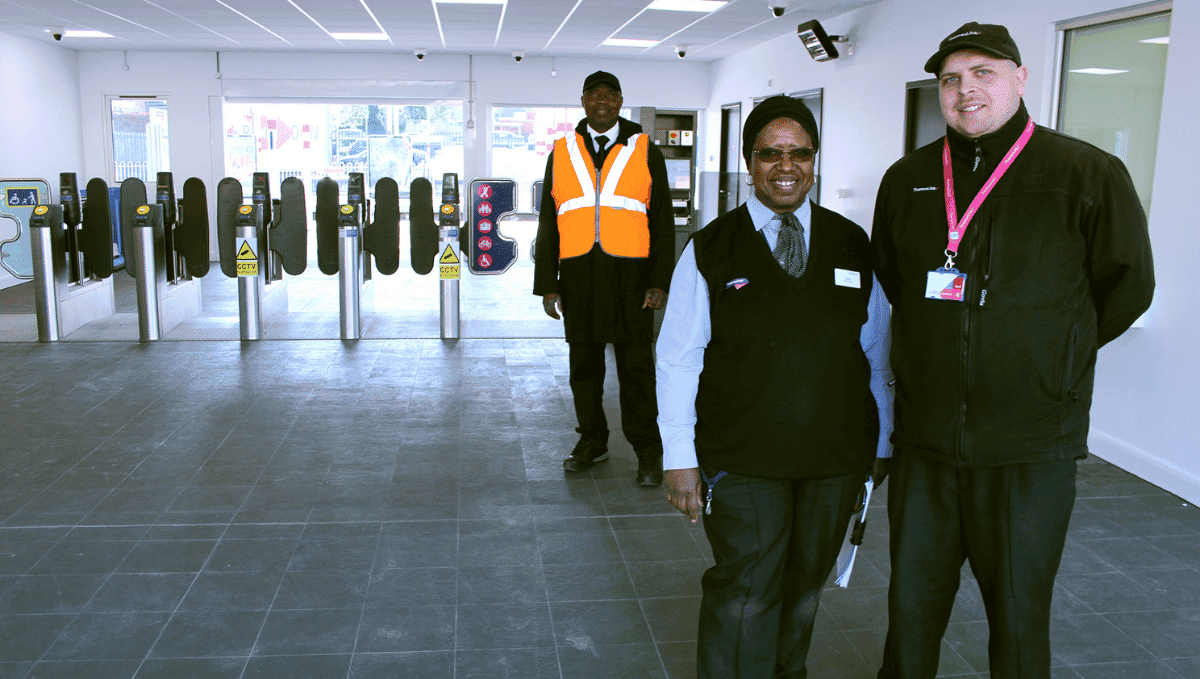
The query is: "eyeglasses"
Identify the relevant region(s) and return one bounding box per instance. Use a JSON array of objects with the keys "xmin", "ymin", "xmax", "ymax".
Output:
[{"xmin": 754, "ymin": 147, "xmax": 816, "ymax": 163}]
